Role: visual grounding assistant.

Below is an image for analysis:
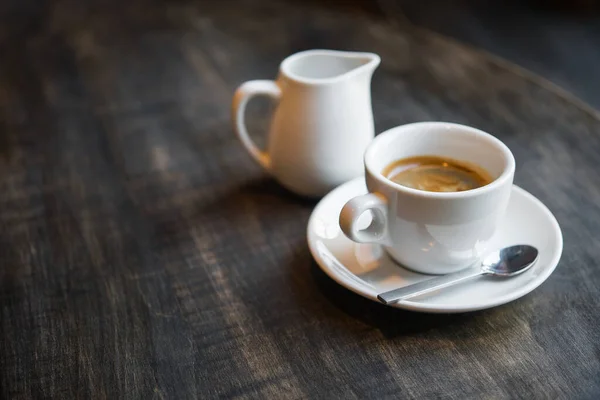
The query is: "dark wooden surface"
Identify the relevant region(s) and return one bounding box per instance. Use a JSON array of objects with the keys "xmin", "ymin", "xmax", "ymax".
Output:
[
  {"xmin": 1, "ymin": 0, "xmax": 600, "ymax": 398},
  {"xmin": 390, "ymin": 0, "xmax": 600, "ymax": 109}
]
